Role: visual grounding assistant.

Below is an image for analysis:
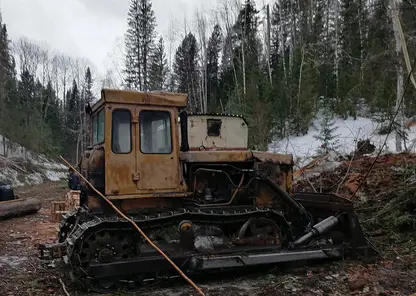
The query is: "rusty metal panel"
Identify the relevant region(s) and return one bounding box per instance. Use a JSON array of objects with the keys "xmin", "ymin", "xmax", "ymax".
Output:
[
  {"xmin": 134, "ymin": 106, "xmax": 183, "ymax": 191},
  {"xmin": 101, "ymin": 89, "xmax": 187, "ymax": 108},
  {"xmin": 104, "ymin": 103, "xmax": 186, "ymax": 196},
  {"xmin": 180, "ymin": 150, "xmax": 254, "ymax": 162},
  {"xmin": 183, "ymin": 115, "xmax": 248, "ymax": 150},
  {"xmin": 180, "ymin": 150, "xmax": 293, "ymax": 165}
]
